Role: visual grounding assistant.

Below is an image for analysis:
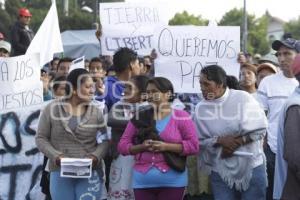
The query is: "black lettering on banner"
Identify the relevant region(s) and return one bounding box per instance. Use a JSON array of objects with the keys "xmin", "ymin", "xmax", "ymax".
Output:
[
  {"xmin": 177, "ymin": 61, "xmax": 205, "ymax": 89},
  {"xmin": 0, "ymin": 112, "xmax": 21, "ymax": 154},
  {"xmin": 143, "ymin": 7, "xmax": 151, "ymax": 22},
  {"xmin": 158, "ymin": 28, "xmax": 173, "ymax": 56},
  {"xmin": 175, "ymin": 39, "xmax": 185, "ymax": 57},
  {"xmin": 25, "ymin": 59, "xmax": 33, "ymax": 77},
  {"xmin": 193, "ymin": 62, "xmax": 203, "ymax": 88},
  {"xmin": 13, "ymin": 59, "xmax": 34, "ymax": 82},
  {"xmin": 138, "ymin": 36, "xmax": 146, "ymax": 49},
  {"xmin": 0, "ymin": 61, "xmax": 9, "ymax": 81},
  {"xmin": 115, "ymin": 7, "xmax": 124, "ymax": 24},
  {"xmin": 123, "ymin": 37, "xmax": 132, "ymax": 48},
  {"xmin": 33, "ymin": 88, "xmax": 43, "ymax": 104},
  {"xmin": 177, "ymin": 60, "xmax": 192, "ymax": 87},
  {"xmin": 25, "ymin": 165, "xmax": 43, "ymax": 200},
  {"xmin": 153, "ymin": 8, "xmax": 160, "ymax": 22},
  {"xmin": 131, "ymin": 36, "xmax": 138, "ymax": 50},
  {"xmin": 103, "ymin": 8, "xmax": 112, "ymax": 24},
  {"xmin": 24, "ymin": 110, "xmax": 40, "ymax": 136},
  {"xmin": 25, "ymin": 148, "xmax": 39, "ymax": 156},
  {"xmin": 135, "ymin": 7, "xmax": 142, "ymax": 22},
  {"xmin": 185, "ymin": 38, "xmax": 193, "ymax": 57},
  {"xmin": 200, "ymin": 39, "xmax": 207, "ymax": 57},
  {"xmin": 207, "ymin": 40, "xmax": 218, "ymax": 57},
  {"xmin": 125, "ymin": 7, "xmax": 134, "ymax": 23},
  {"xmin": 226, "ymin": 40, "xmax": 237, "ymax": 59},
  {"xmin": 145, "ymin": 35, "xmax": 153, "ymax": 48},
  {"xmin": 0, "ymin": 164, "xmax": 32, "ymax": 200},
  {"xmin": 217, "ymin": 40, "xmax": 227, "ymax": 58},
  {"xmin": 194, "ymin": 37, "xmax": 201, "ymax": 56},
  {"xmin": 105, "ymin": 35, "xmax": 153, "ymax": 52}
]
